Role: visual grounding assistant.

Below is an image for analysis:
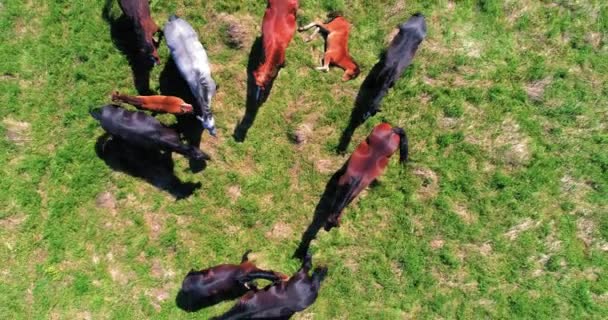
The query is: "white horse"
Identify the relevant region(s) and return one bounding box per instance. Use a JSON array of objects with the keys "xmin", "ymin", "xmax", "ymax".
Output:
[{"xmin": 164, "ymin": 15, "xmax": 217, "ymax": 136}]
